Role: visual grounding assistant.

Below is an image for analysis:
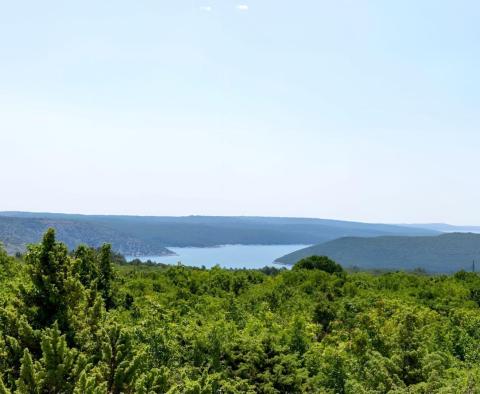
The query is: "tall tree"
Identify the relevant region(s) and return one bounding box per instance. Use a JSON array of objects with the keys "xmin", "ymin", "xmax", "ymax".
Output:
[
  {"xmin": 15, "ymin": 349, "xmax": 38, "ymax": 394},
  {"xmin": 22, "ymin": 229, "xmax": 83, "ymax": 334},
  {"xmin": 97, "ymin": 244, "xmax": 115, "ymax": 309}
]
